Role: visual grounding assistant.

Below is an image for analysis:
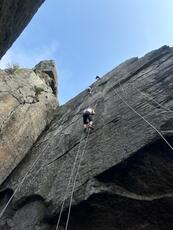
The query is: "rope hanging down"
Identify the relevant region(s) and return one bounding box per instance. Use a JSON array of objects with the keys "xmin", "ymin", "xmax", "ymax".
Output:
[
  {"xmin": 64, "ymin": 129, "xmax": 90, "ymax": 230},
  {"xmin": 0, "ymin": 139, "xmax": 51, "ymax": 219},
  {"xmin": 56, "ymin": 131, "xmax": 85, "ymax": 230},
  {"xmin": 132, "ymin": 84, "xmax": 173, "ymax": 114},
  {"xmin": 114, "ymin": 81, "xmax": 173, "ymax": 152}
]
